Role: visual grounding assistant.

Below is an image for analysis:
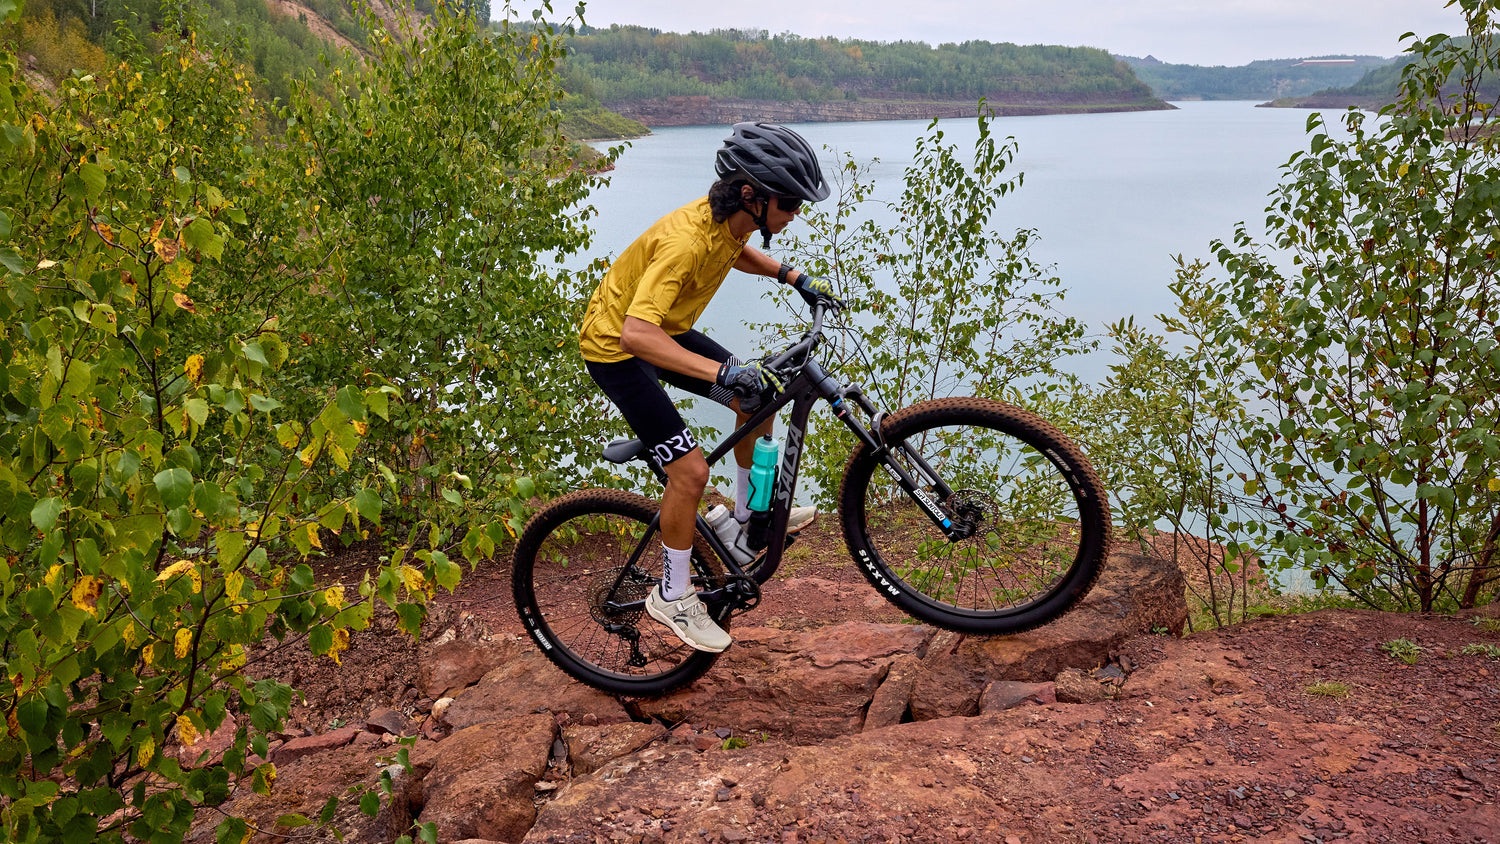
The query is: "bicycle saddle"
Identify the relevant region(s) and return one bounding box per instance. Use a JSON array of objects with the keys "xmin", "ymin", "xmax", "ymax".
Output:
[{"xmin": 602, "ymin": 438, "xmax": 649, "ymax": 464}]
